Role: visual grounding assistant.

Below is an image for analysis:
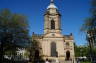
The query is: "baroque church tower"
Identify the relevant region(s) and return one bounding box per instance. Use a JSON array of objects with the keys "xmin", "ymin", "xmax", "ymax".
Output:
[
  {"xmin": 44, "ymin": 0, "xmax": 61, "ymax": 34},
  {"xmin": 32, "ymin": 0, "xmax": 75, "ymax": 63}
]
